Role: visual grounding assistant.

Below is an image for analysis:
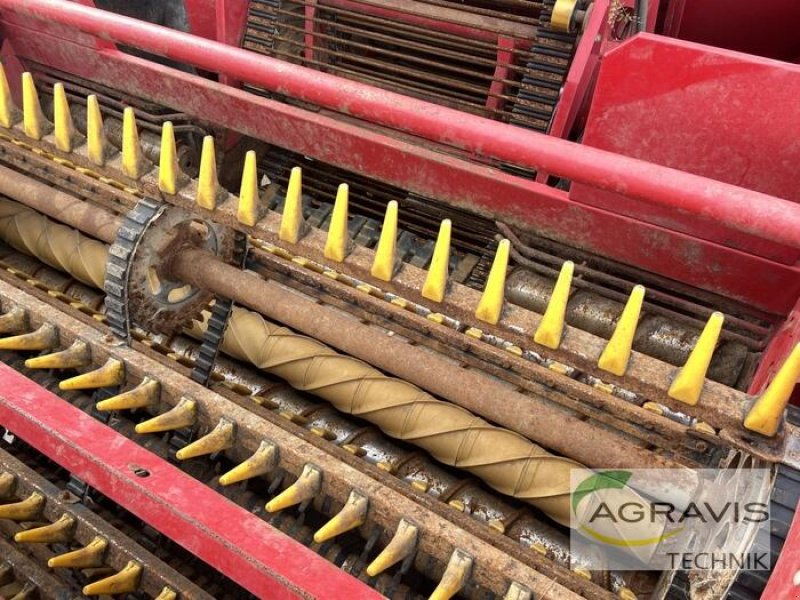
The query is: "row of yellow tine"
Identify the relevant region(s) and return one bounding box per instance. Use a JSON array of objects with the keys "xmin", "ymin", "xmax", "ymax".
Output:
[{"xmin": 0, "ymin": 472, "xmax": 175, "ymax": 598}]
